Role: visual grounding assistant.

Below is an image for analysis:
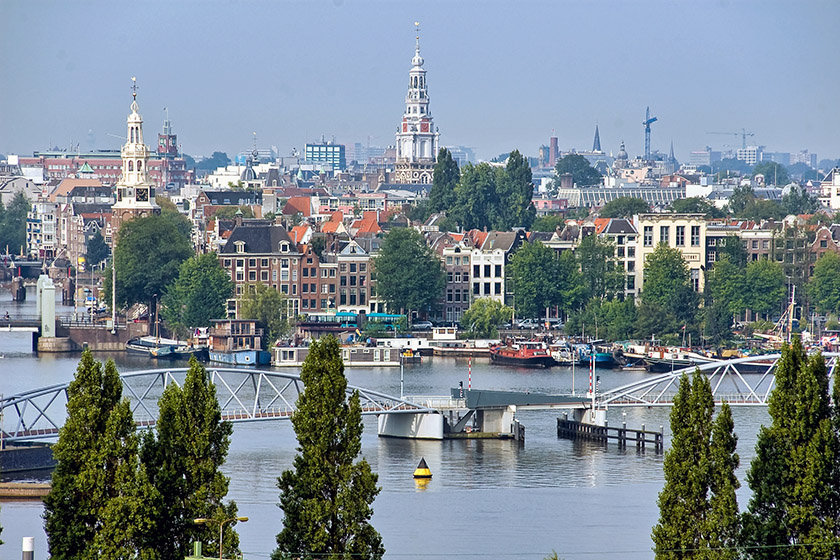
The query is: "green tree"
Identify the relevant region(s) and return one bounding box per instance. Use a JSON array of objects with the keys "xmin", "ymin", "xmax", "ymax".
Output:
[
  {"xmin": 212, "ymin": 206, "xmax": 255, "ymax": 220},
  {"xmin": 744, "ymin": 259, "xmax": 786, "ymax": 318},
  {"xmin": 718, "ymin": 235, "xmax": 749, "ymax": 269},
  {"xmin": 372, "ymin": 227, "xmax": 445, "ymax": 316},
  {"xmin": 753, "ymin": 161, "xmax": 790, "ymax": 186},
  {"xmin": 668, "ymin": 197, "xmax": 725, "ymax": 219},
  {"xmin": 807, "ymin": 252, "xmax": 840, "ymax": 315},
  {"xmin": 451, "ymin": 162, "xmax": 501, "ymax": 230},
  {"xmin": 461, "ymin": 297, "xmax": 512, "ymax": 338},
  {"xmin": 158, "ymin": 196, "xmax": 194, "ymax": 240},
  {"xmin": 707, "ymin": 255, "xmax": 746, "ymax": 316},
  {"xmin": 493, "ymin": 149, "xmax": 536, "ymax": 229},
  {"xmin": 565, "ymin": 297, "xmax": 636, "ymax": 341},
  {"xmin": 741, "ymin": 339, "xmax": 839, "ymax": 560},
  {"xmin": 44, "ymin": 349, "xmax": 155, "ymax": 559},
  {"xmin": 781, "ymin": 184, "xmax": 820, "ymax": 215},
  {"xmin": 428, "ymin": 147, "xmax": 459, "ymax": 213},
  {"xmin": 0, "ymin": 192, "xmax": 30, "ymax": 255},
  {"xmin": 507, "ymin": 241, "xmax": 569, "ymax": 319},
  {"xmin": 576, "ymin": 234, "xmax": 624, "ymax": 301},
  {"xmin": 739, "ymin": 199, "xmax": 784, "ymax": 222},
  {"xmin": 727, "ymin": 184, "xmax": 756, "ymax": 215},
  {"xmin": 161, "ymin": 252, "xmax": 233, "ymax": 338},
  {"xmin": 530, "ymin": 214, "xmax": 565, "ymax": 232},
  {"xmin": 652, "ymin": 371, "xmax": 740, "ymax": 559},
  {"xmin": 239, "ymin": 282, "xmax": 290, "ymax": 348},
  {"xmin": 109, "ymin": 214, "xmax": 193, "ymax": 319},
  {"xmin": 195, "ymin": 151, "xmax": 231, "ymax": 172},
  {"xmin": 140, "ymin": 357, "xmax": 239, "ymax": 560},
  {"xmin": 598, "ymin": 197, "xmax": 650, "ymax": 219},
  {"xmin": 554, "ymin": 154, "xmax": 602, "ymax": 187},
  {"xmin": 273, "ymin": 336, "xmax": 384, "ymax": 560},
  {"xmin": 86, "ymin": 230, "xmax": 110, "ymax": 268},
  {"xmin": 638, "ymin": 244, "xmax": 699, "ymax": 340}
]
